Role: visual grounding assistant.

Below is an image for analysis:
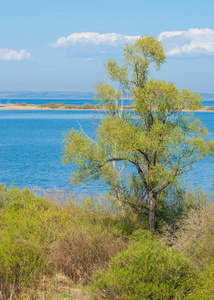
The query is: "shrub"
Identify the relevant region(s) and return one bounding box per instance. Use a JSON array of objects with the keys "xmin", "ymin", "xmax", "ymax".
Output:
[
  {"xmin": 156, "ymin": 186, "xmax": 210, "ymax": 231},
  {"xmin": 0, "ymin": 187, "xmax": 69, "ymax": 298},
  {"xmin": 49, "ymin": 228, "xmax": 126, "ymax": 284},
  {"xmin": 91, "ymin": 231, "xmax": 196, "ymax": 300},
  {"xmin": 169, "ymin": 203, "xmax": 214, "ymax": 267},
  {"xmin": 186, "ymin": 260, "xmax": 214, "ymax": 299},
  {"xmin": 0, "ymin": 235, "xmax": 48, "ymax": 298}
]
